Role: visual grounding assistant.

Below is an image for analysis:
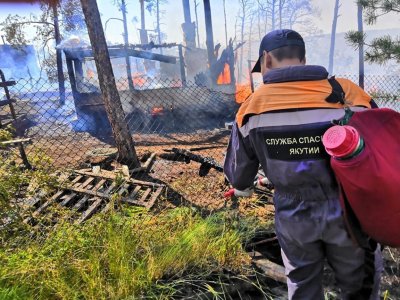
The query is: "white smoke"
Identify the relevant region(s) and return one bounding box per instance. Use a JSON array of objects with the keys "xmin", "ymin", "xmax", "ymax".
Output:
[{"xmin": 56, "ymin": 35, "xmax": 89, "ymax": 49}]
